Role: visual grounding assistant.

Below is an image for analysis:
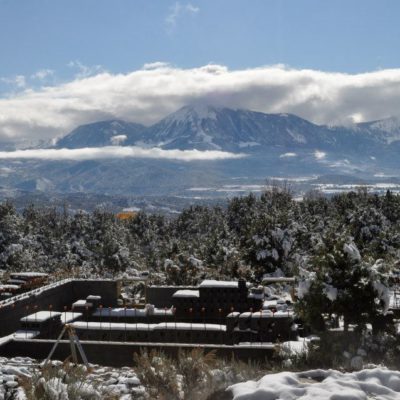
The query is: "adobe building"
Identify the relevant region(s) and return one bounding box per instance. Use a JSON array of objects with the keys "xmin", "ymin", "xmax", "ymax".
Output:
[{"xmin": 0, "ymin": 276, "xmax": 300, "ymax": 366}]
